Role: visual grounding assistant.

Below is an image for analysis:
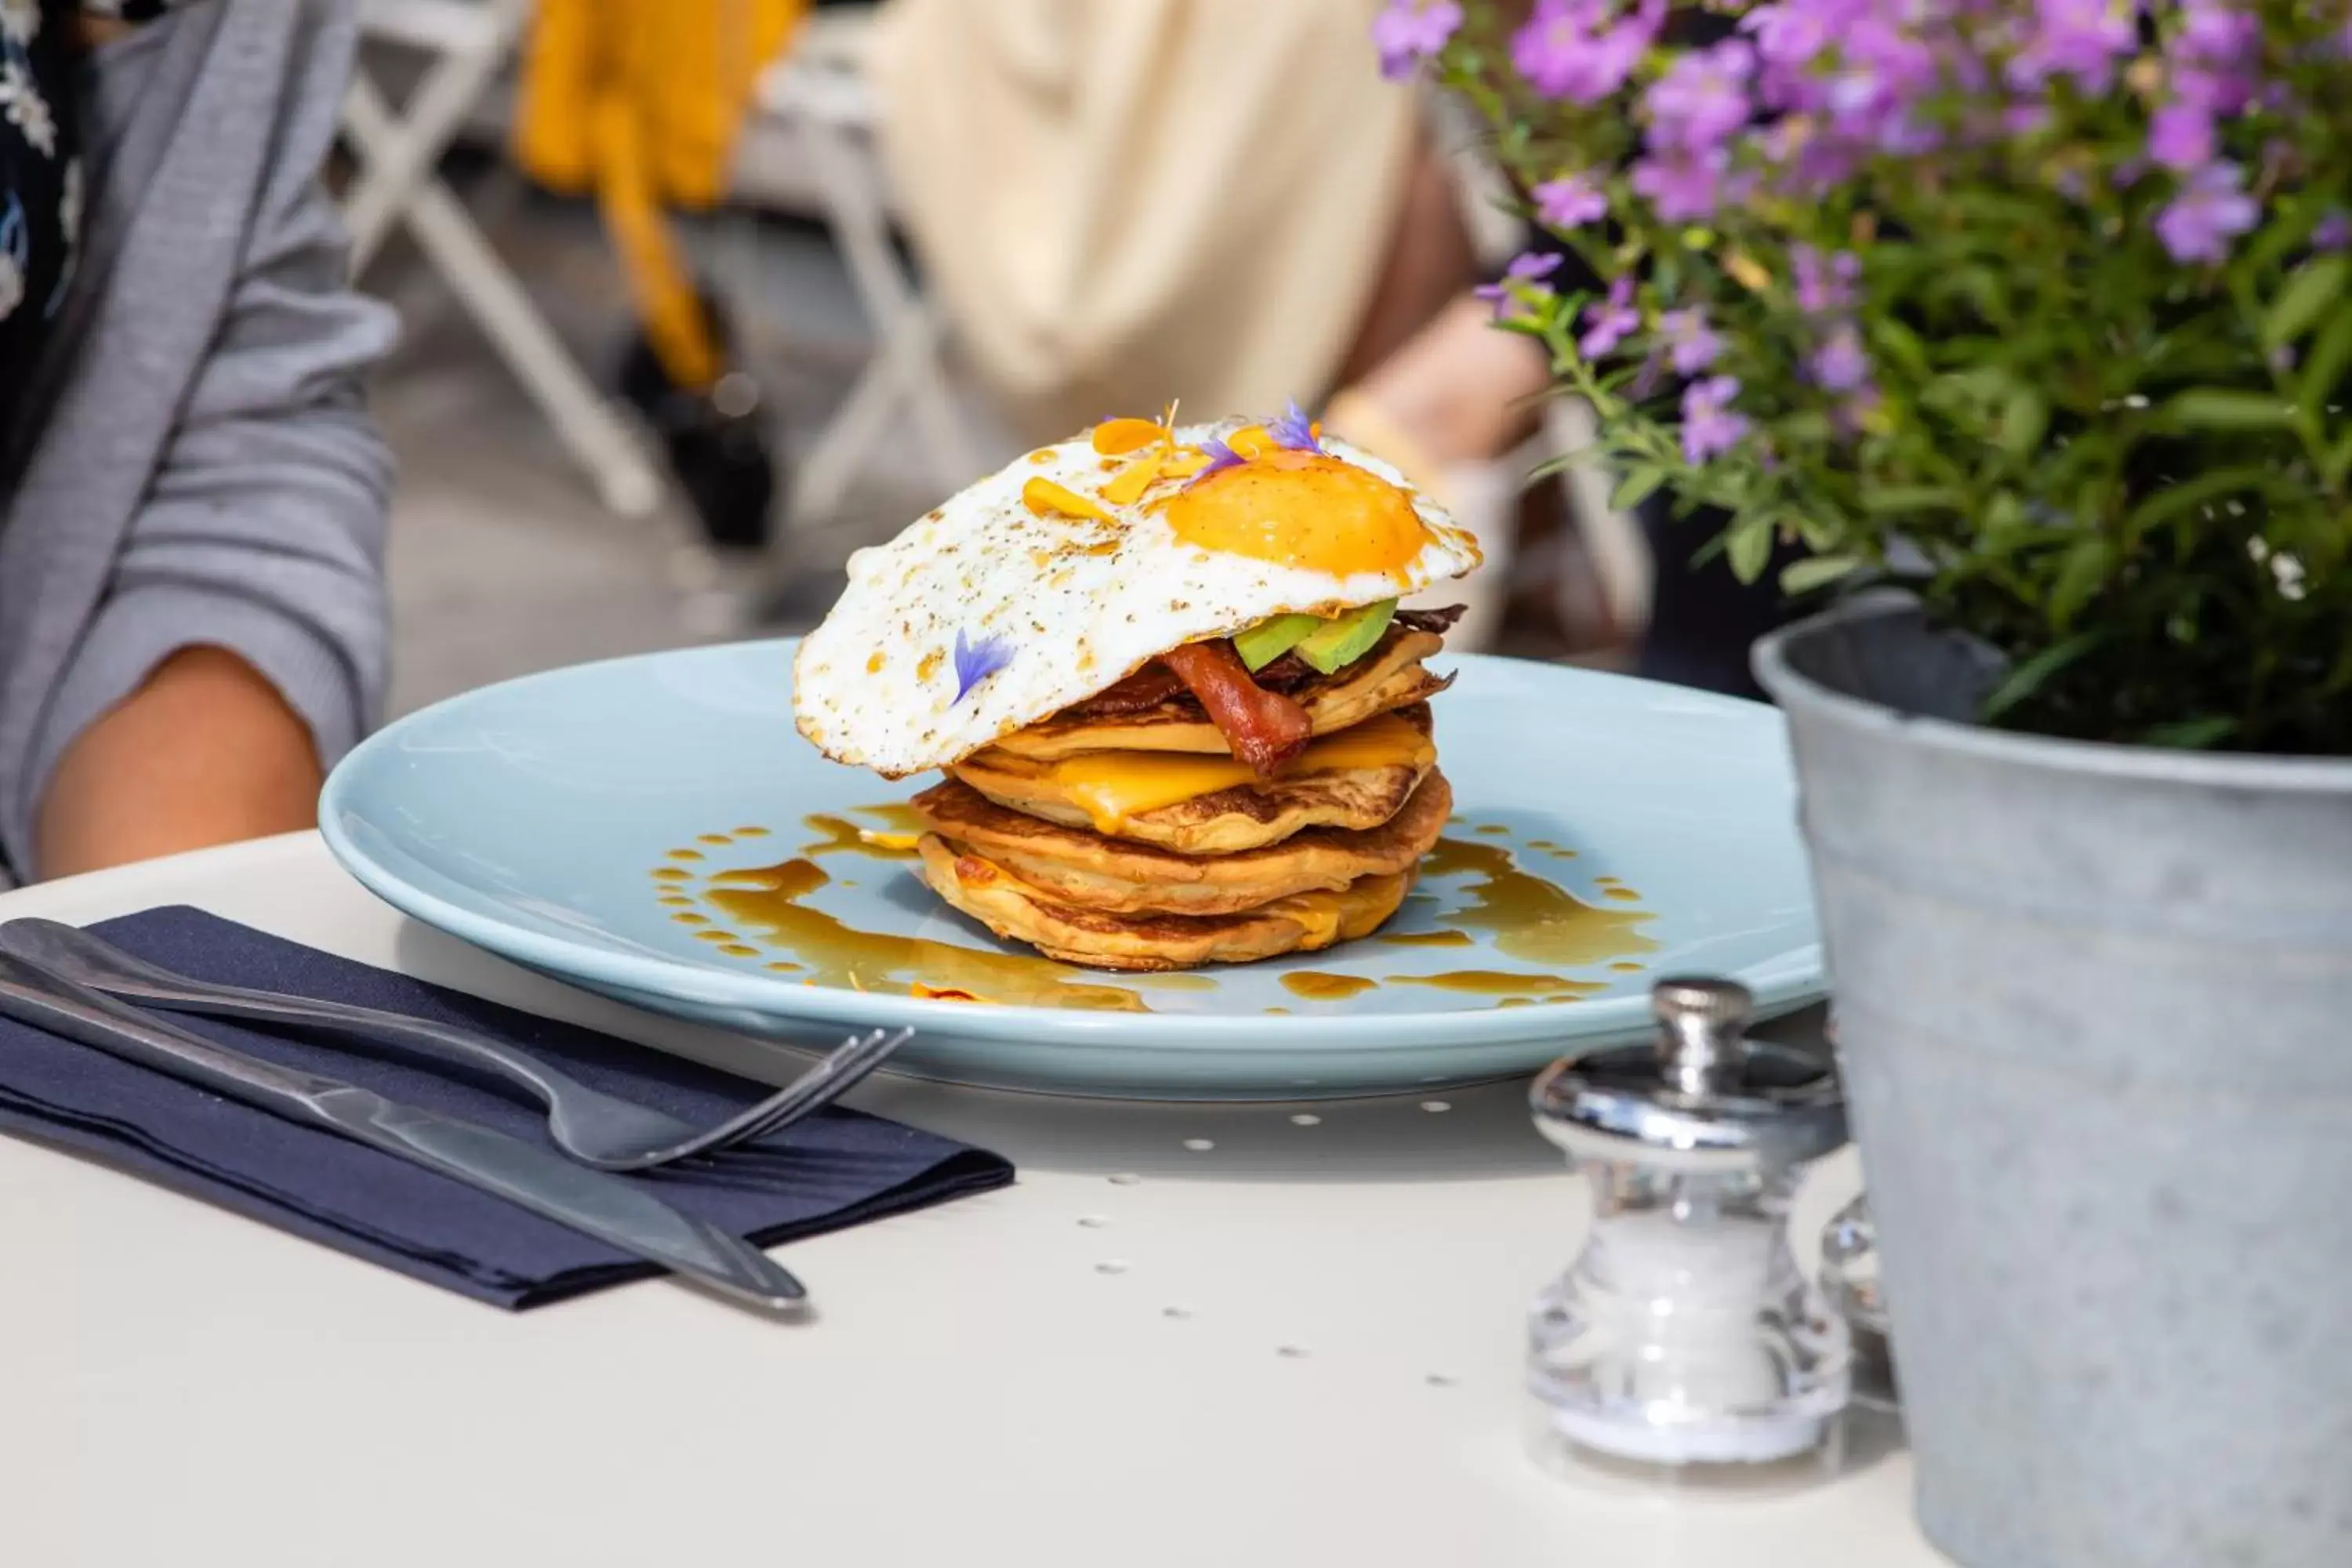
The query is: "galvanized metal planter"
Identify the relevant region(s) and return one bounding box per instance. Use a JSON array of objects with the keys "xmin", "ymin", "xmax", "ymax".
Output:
[{"xmin": 1754, "ymin": 592, "xmax": 2352, "ymax": 1568}]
